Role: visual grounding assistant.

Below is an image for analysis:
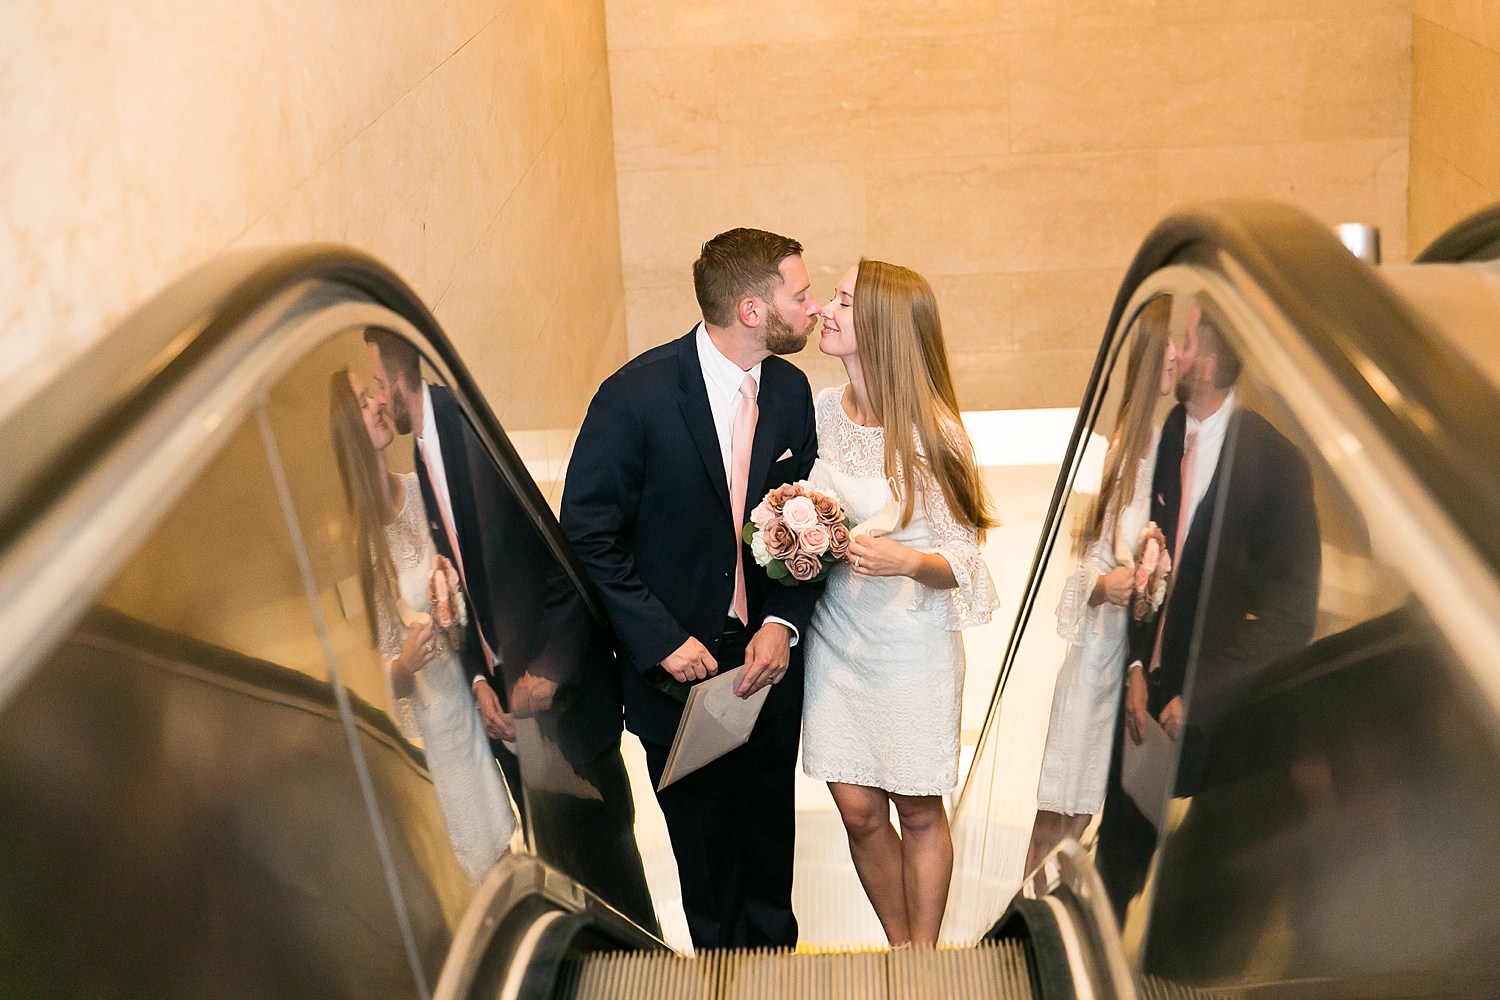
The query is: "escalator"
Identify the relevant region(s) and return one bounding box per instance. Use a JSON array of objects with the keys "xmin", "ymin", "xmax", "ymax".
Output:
[{"xmin": 4, "ymin": 199, "xmax": 1500, "ymax": 999}]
